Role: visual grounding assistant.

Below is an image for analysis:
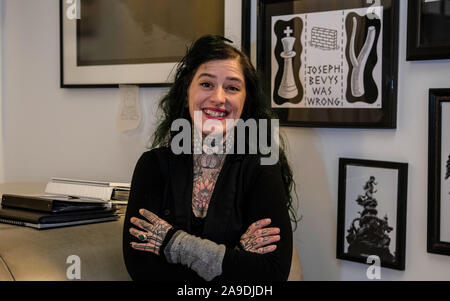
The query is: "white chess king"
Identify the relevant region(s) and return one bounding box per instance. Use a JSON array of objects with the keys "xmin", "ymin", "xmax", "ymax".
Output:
[{"xmin": 278, "ymin": 26, "xmax": 298, "ymax": 99}]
